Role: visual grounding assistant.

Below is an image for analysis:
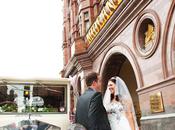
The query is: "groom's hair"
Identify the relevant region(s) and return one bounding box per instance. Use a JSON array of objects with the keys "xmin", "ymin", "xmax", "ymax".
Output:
[{"xmin": 85, "ymin": 72, "xmax": 99, "ymax": 87}]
